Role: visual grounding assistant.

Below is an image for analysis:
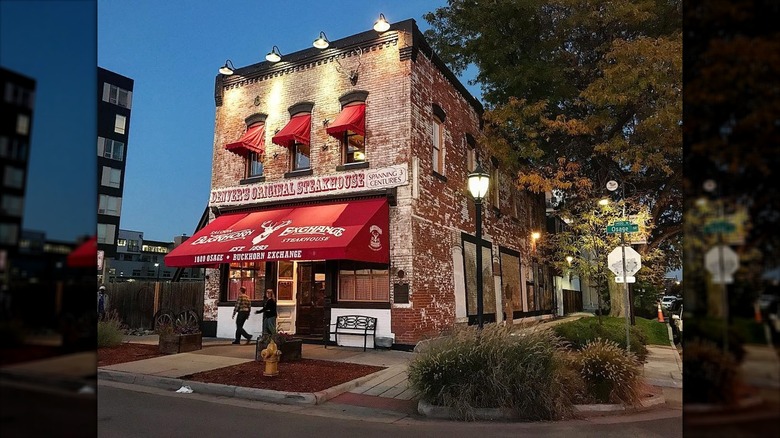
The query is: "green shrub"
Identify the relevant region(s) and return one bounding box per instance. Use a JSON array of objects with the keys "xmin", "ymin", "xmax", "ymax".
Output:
[
  {"xmin": 553, "ymin": 317, "xmax": 648, "ymax": 361},
  {"xmin": 685, "ymin": 317, "xmax": 746, "ymax": 363},
  {"xmin": 683, "ymin": 339, "xmax": 740, "ymax": 405},
  {"xmin": 408, "ymin": 324, "xmax": 582, "ymax": 421},
  {"xmin": 97, "ymin": 311, "xmax": 126, "ymax": 348},
  {"xmin": 574, "ymin": 338, "xmax": 643, "ymax": 405}
]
